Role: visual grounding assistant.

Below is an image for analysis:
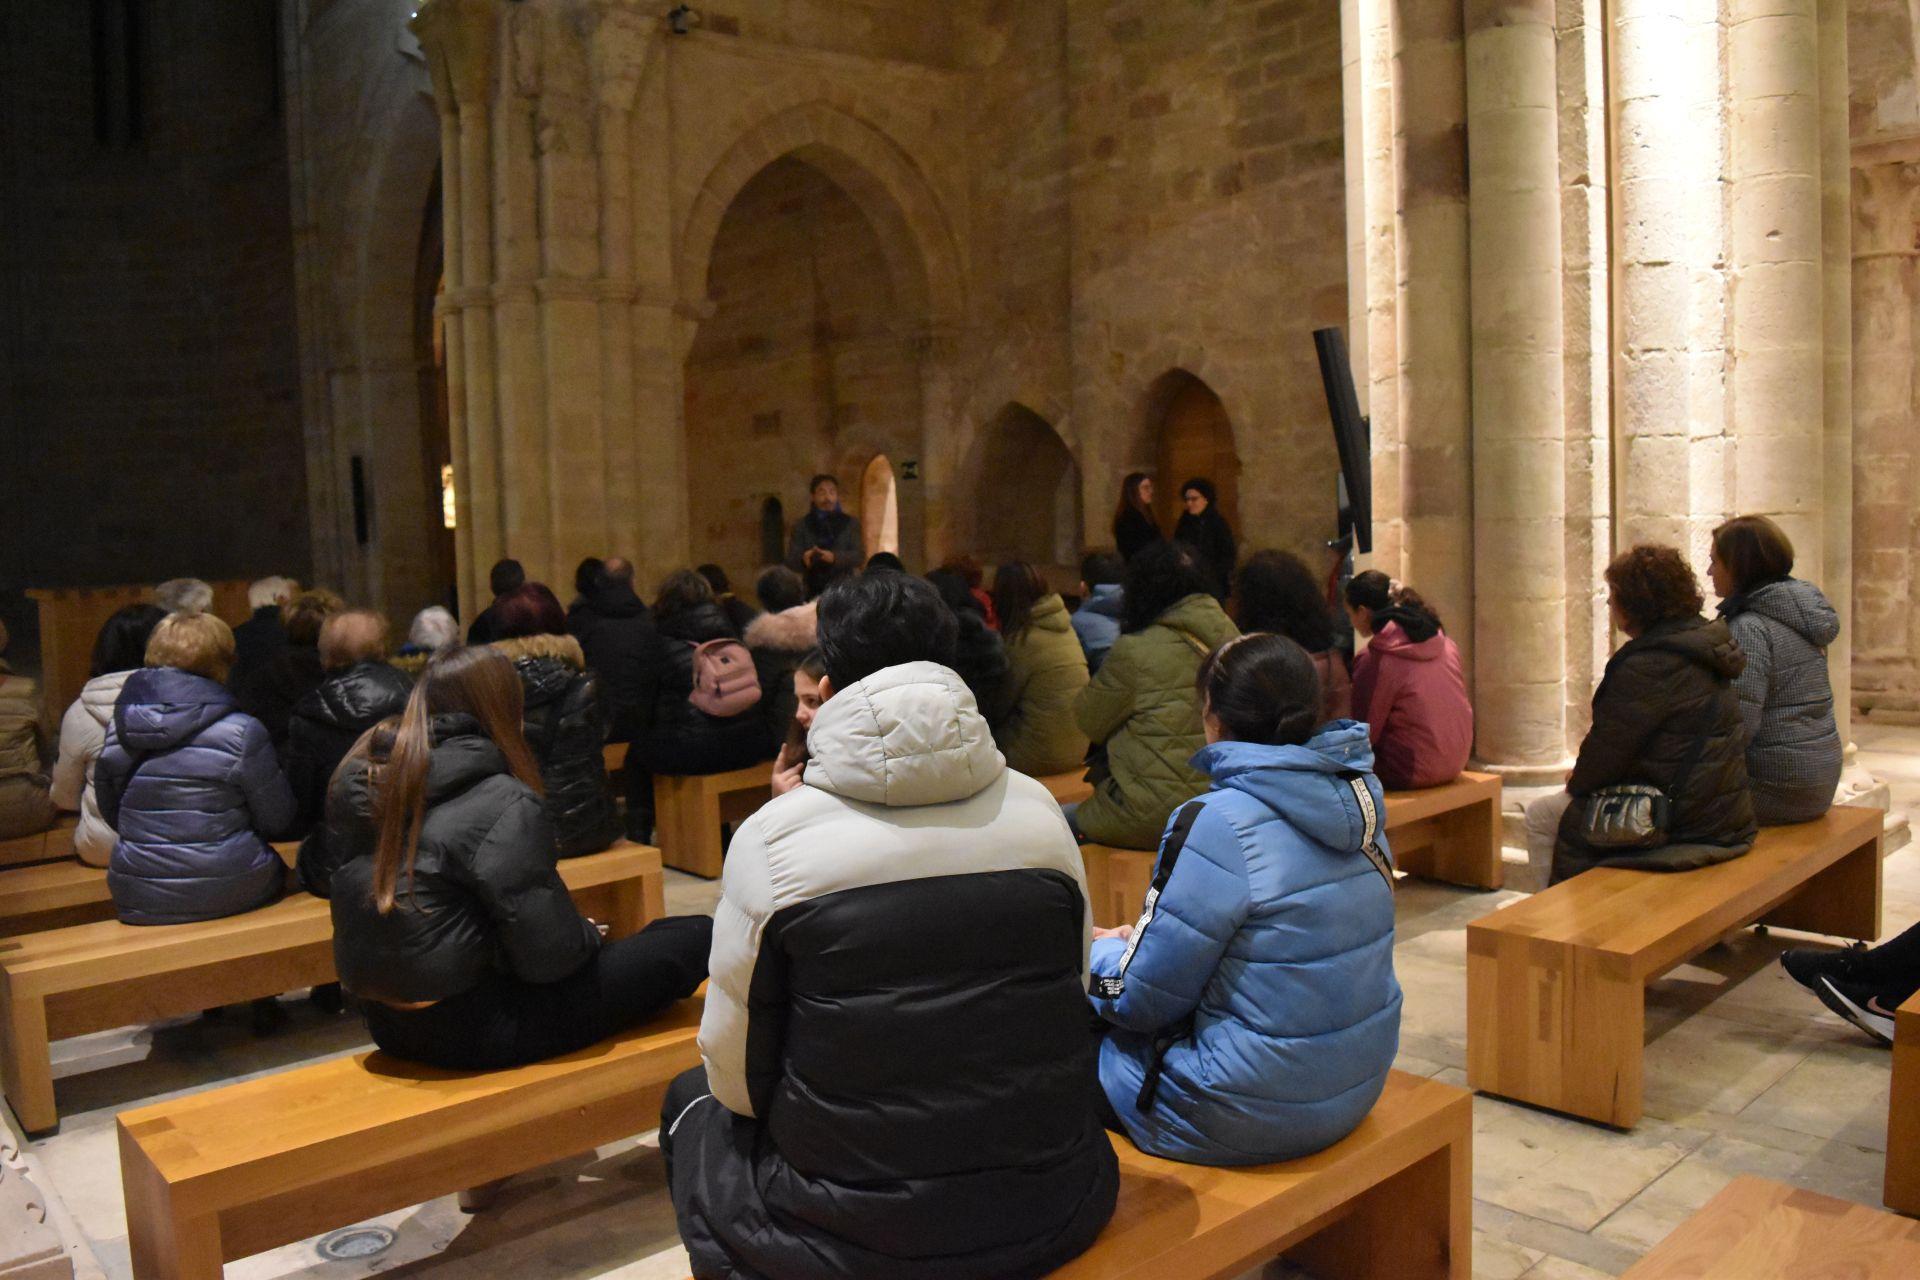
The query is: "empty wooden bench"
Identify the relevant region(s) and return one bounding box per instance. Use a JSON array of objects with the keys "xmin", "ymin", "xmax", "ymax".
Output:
[
  {"xmin": 0, "ymin": 841, "xmax": 664, "ymax": 1135},
  {"xmin": 1887, "ymin": 987, "xmax": 1920, "ymax": 1215},
  {"xmin": 118, "ymin": 996, "xmax": 704, "ymax": 1280},
  {"xmin": 654, "ymin": 761, "xmax": 774, "ymax": 878},
  {"xmin": 1623, "ymin": 1175, "xmax": 1920, "ymax": 1278},
  {"xmin": 1468, "ymin": 805, "xmax": 1882, "ymax": 1128},
  {"xmin": 0, "ymin": 815, "xmax": 78, "ymax": 870},
  {"xmin": 1080, "ymin": 770, "xmax": 1504, "ymax": 928}
]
